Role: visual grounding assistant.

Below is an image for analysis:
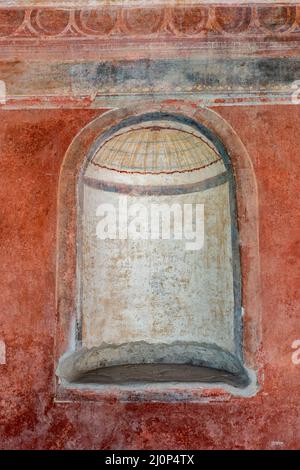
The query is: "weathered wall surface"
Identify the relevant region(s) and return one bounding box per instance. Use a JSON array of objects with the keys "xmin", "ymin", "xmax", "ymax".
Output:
[
  {"xmin": 0, "ymin": 105, "xmax": 299, "ymax": 449},
  {"xmin": 0, "ymin": 2, "xmax": 299, "ymax": 449}
]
